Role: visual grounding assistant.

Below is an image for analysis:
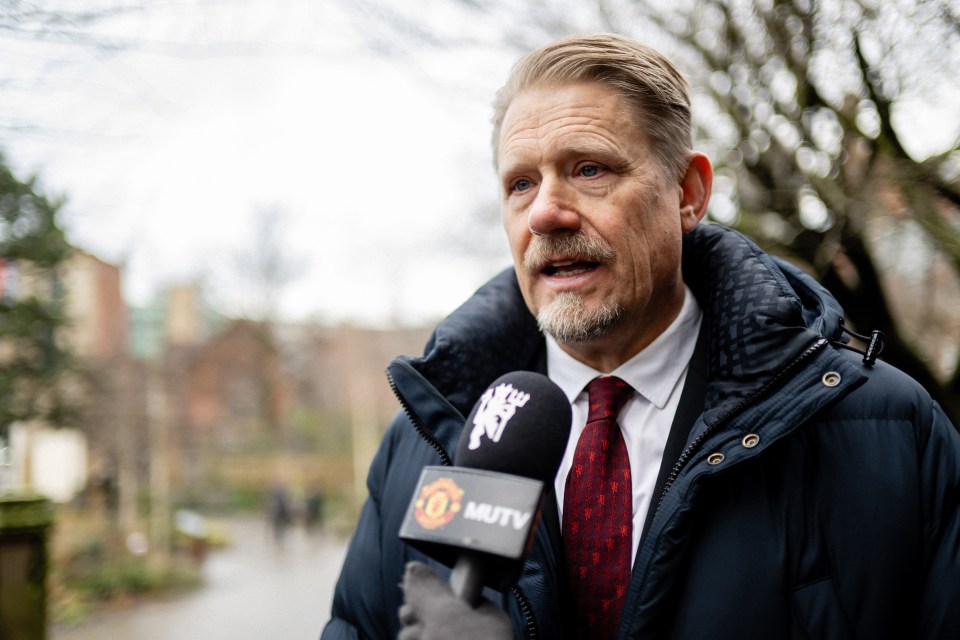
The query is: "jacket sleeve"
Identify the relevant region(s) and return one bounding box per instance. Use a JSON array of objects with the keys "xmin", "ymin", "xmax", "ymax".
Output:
[
  {"xmin": 321, "ymin": 412, "xmax": 409, "ymax": 640},
  {"xmin": 918, "ymin": 402, "xmax": 960, "ymax": 635}
]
